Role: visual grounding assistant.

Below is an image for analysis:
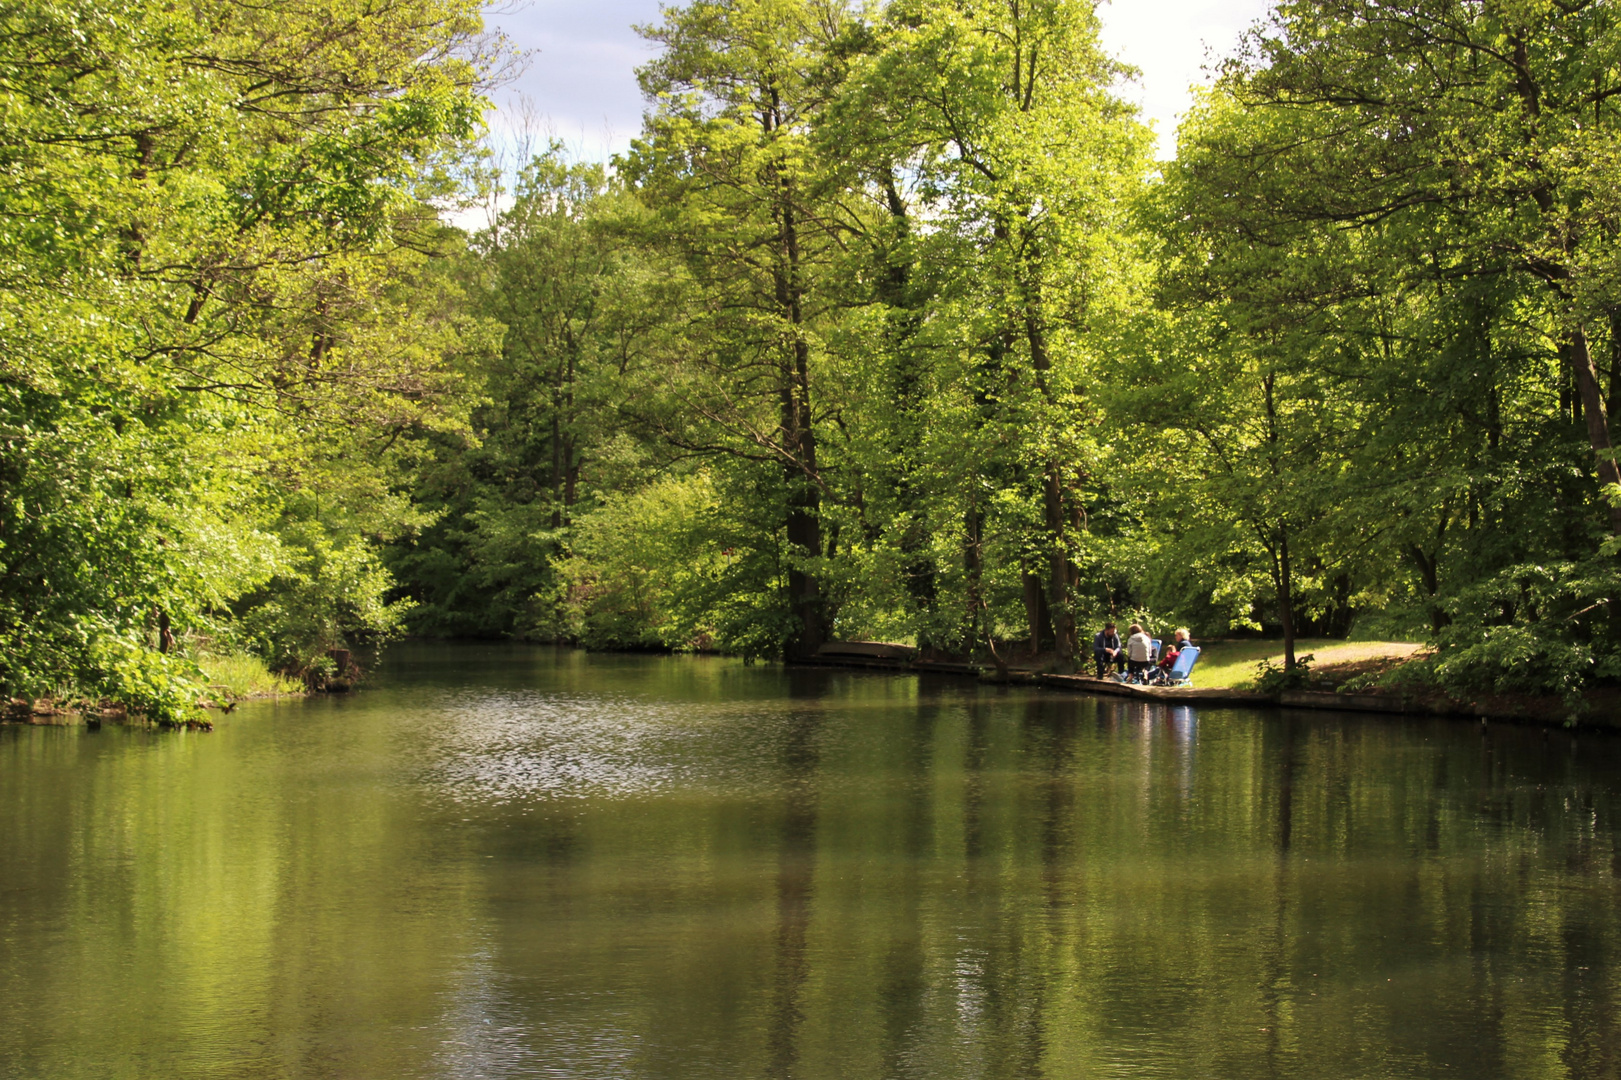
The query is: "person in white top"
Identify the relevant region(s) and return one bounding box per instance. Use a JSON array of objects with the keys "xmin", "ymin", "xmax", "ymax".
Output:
[{"xmin": 1126, "ymin": 623, "xmax": 1154, "ymax": 679}]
